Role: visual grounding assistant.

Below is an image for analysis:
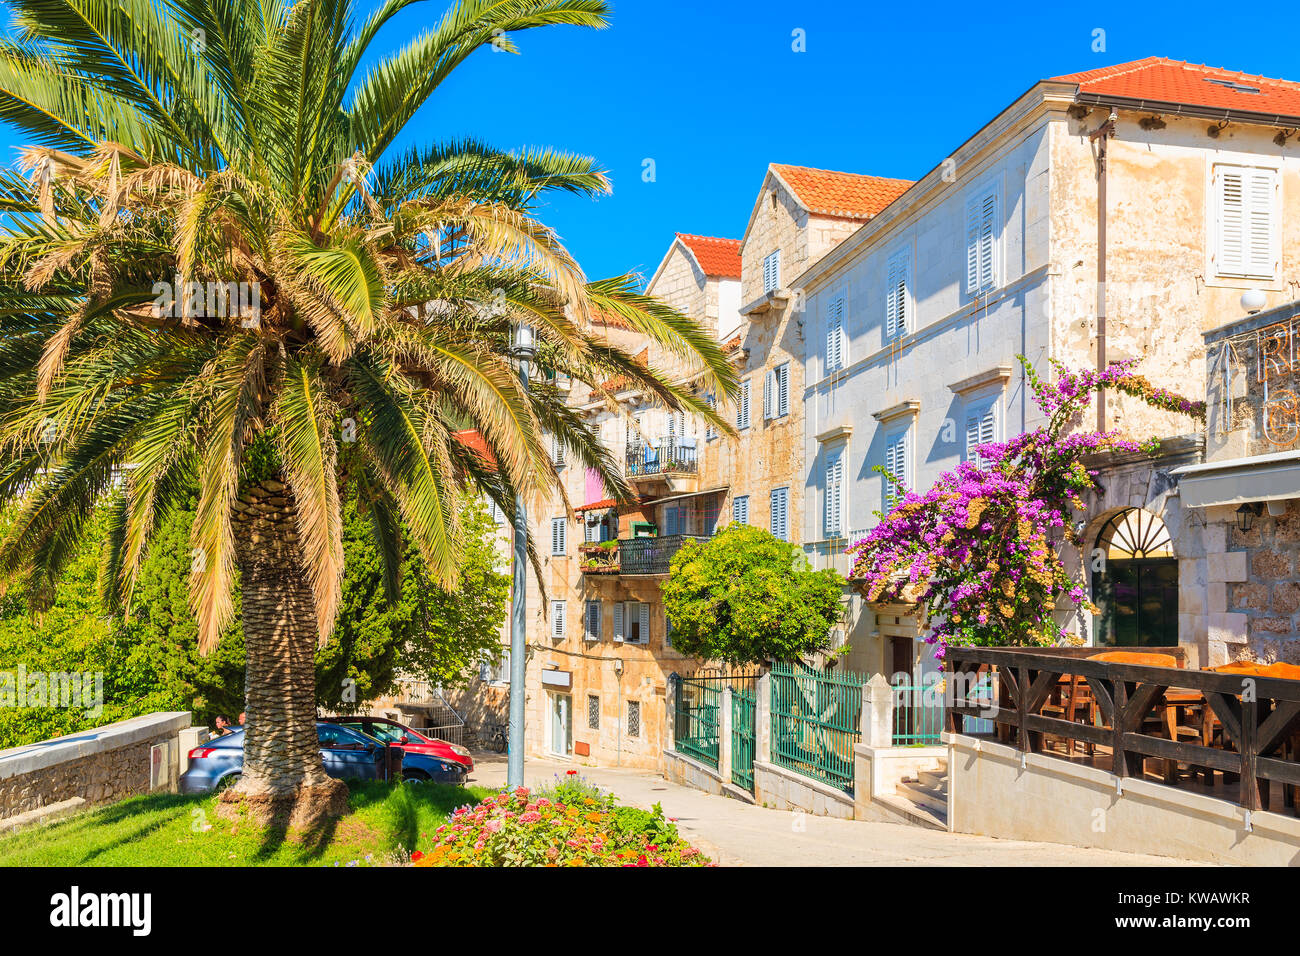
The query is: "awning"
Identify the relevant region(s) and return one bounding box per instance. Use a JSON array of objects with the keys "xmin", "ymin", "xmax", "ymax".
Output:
[
  {"xmin": 575, "ymin": 498, "xmax": 618, "ymax": 513},
  {"xmin": 644, "ymin": 486, "xmax": 728, "ymax": 507},
  {"xmin": 1171, "ymin": 450, "xmax": 1300, "ymax": 508}
]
